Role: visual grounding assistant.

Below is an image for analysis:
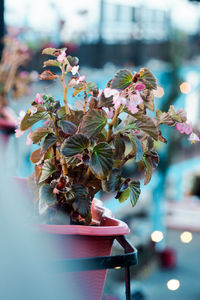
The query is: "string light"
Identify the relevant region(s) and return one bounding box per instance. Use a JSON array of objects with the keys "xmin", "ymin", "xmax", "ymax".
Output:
[
  {"xmin": 180, "ymin": 82, "xmax": 191, "ymax": 94},
  {"xmin": 154, "ymin": 86, "xmax": 164, "ymax": 98},
  {"xmin": 167, "ymin": 279, "xmax": 180, "ymax": 291},
  {"xmin": 151, "ymin": 231, "xmax": 164, "ymax": 243},
  {"xmin": 180, "ymin": 231, "xmax": 192, "ymax": 243}
]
